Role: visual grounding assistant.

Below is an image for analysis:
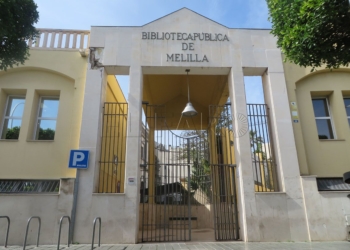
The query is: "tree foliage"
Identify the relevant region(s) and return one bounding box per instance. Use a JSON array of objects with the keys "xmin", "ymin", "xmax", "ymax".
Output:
[
  {"xmin": 38, "ymin": 128, "xmax": 55, "ymax": 140},
  {"xmin": 5, "ymin": 126, "xmax": 20, "ymax": 139},
  {"xmin": 4, "ymin": 126, "xmax": 55, "ymax": 140},
  {"xmin": 0, "ymin": 0, "xmax": 39, "ymax": 71},
  {"xmin": 266, "ymin": 0, "xmax": 350, "ymax": 70},
  {"xmin": 250, "ymin": 130, "xmax": 266, "ymax": 160}
]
